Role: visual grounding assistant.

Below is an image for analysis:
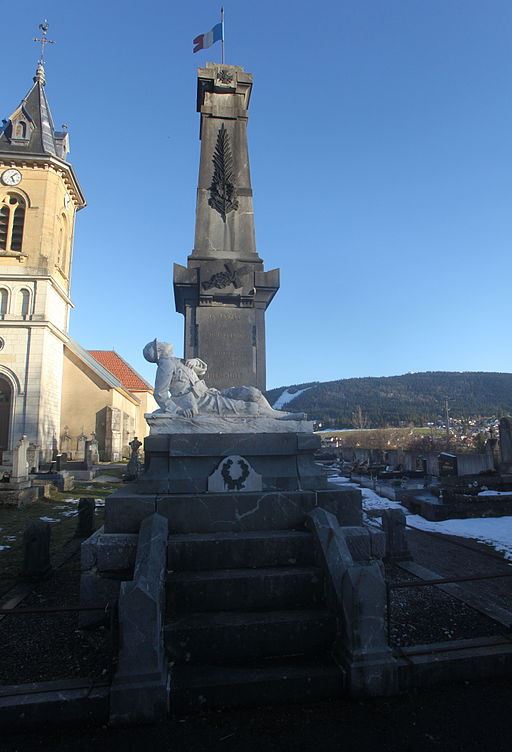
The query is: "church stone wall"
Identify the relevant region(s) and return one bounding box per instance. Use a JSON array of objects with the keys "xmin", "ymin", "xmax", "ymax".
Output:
[
  {"xmin": 61, "ymin": 349, "xmax": 141, "ymax": 461},
  {"xmin": 132, "ymin": 391, "xmax": 157, "ymax": 440},
  {"xmin": 0, "ymin": 325, "xmax": 27, "ymax": 451}
]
